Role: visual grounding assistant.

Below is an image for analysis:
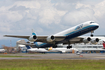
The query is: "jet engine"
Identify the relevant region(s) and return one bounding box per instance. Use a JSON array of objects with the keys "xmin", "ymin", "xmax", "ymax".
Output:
[
  {"xmin": 46, "ymin": 35, "xmax": 55, "ymax": 42},
  {"xmin": 83, "ymin": 37, "xmax": 91, "ymax": 43},
  {"xmin": 29, "ymin": 35, "xmax": 37, "ymax": 42},
  {"xmin": 91, "ymin": 38, "xmax": 99, "ymax": 44}
]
